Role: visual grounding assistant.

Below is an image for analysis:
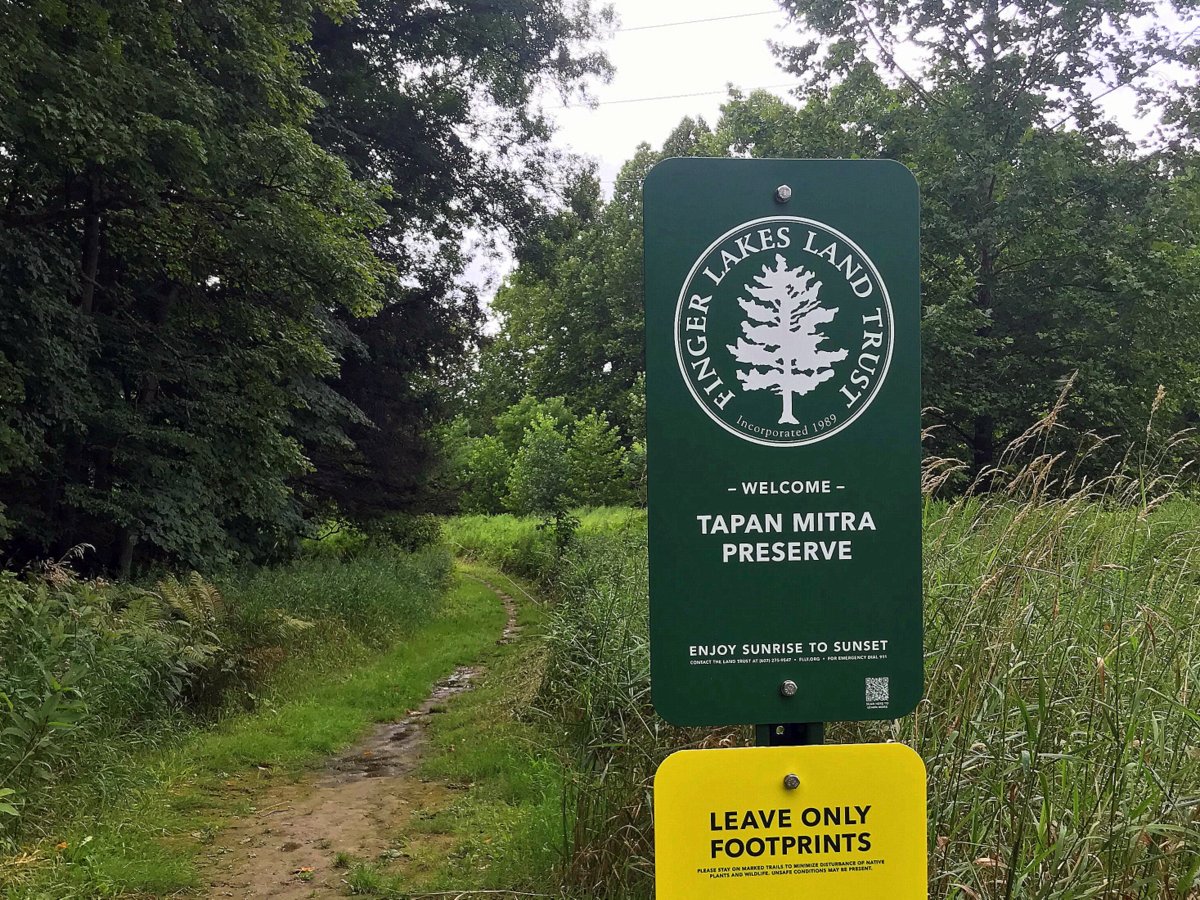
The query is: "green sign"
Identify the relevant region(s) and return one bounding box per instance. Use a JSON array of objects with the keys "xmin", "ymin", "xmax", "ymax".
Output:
[{"xmin": 644, "ymin": 158, "xmax": 922, "ymax": 726}]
